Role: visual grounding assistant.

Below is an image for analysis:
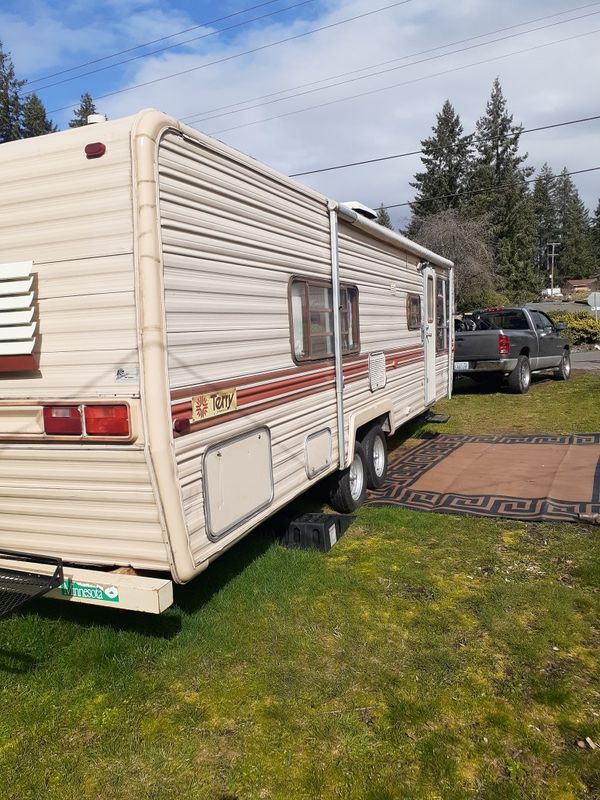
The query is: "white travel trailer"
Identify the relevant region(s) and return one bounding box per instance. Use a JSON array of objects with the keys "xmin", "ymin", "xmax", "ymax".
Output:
[{"xmin": 0, "ymin": 110, "xmax": 453, "ymax": 614}]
